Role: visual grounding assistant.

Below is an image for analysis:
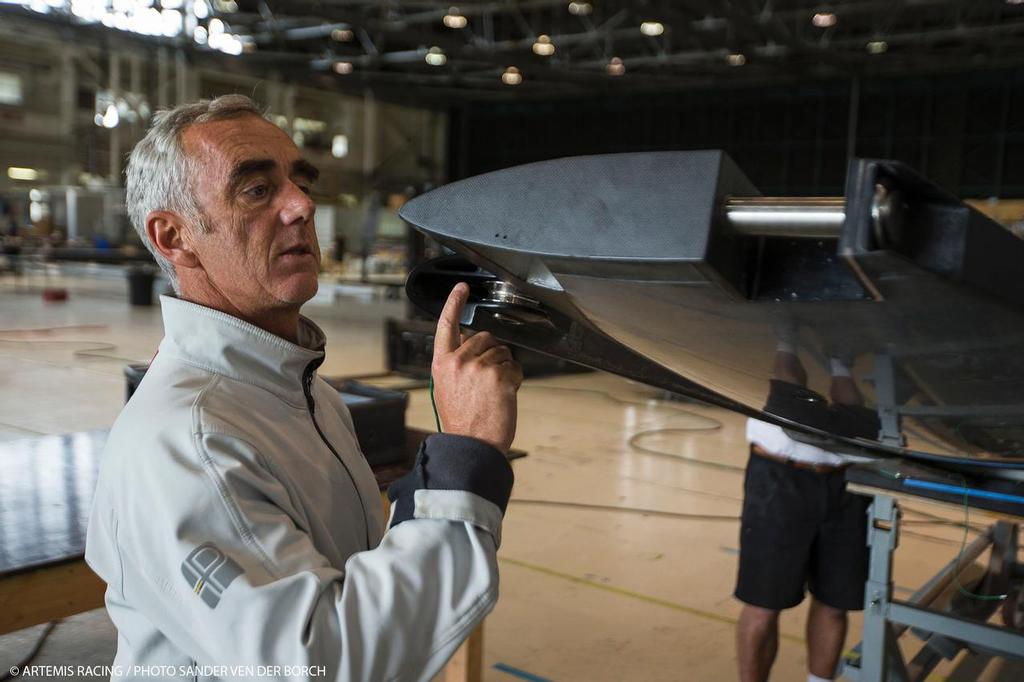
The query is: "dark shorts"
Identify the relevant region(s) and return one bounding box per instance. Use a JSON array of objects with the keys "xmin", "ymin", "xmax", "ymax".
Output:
[
  {"xmin": 734, "ymin": 451, "xmax": 871, "ymax": 611},
  {"xmin": 764, "ymin": 379, "xmax": 880, "ymax": 441}
]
